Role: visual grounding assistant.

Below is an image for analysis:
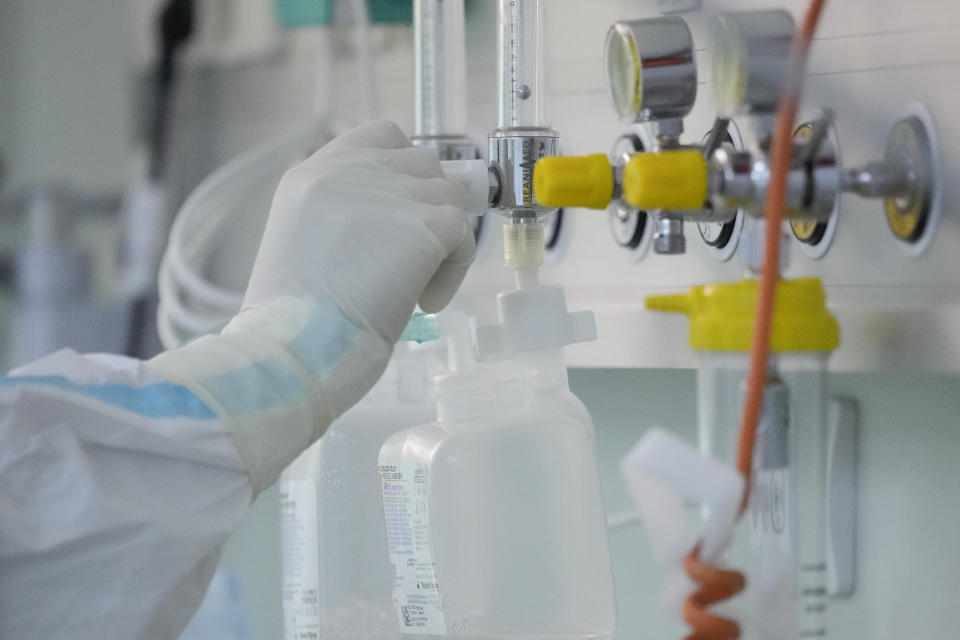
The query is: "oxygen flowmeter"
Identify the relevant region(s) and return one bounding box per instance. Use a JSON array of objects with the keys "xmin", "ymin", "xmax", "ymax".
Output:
[{"xmin": 488, "ymin": 0, "xmax": 557, "ymax": 221}]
